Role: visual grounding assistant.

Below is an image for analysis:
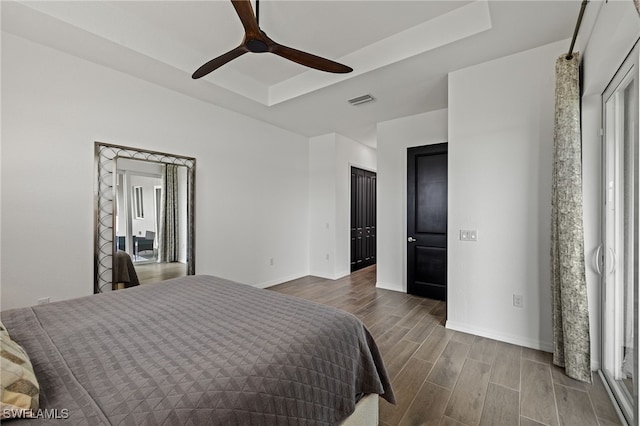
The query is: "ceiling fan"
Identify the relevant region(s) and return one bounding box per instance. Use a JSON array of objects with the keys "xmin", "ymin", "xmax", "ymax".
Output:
[{"xmin": 192, "ymin": 0, "xmax": 353, "ymax": 79}]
